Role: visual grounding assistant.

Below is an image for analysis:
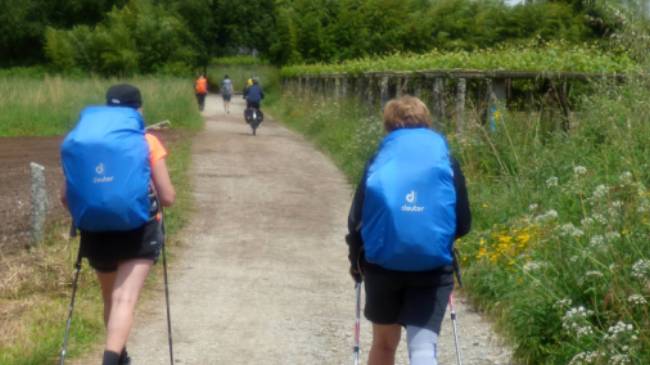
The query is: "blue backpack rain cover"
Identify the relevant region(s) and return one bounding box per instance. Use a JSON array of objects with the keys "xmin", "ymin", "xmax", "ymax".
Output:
[
  {"xmin": 361, "ymin": 128, "xmax": 457, "ymax": 271},
  {"xmin": 61, "ymin": 106, "xmax": 151, "ymax": 232}
]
